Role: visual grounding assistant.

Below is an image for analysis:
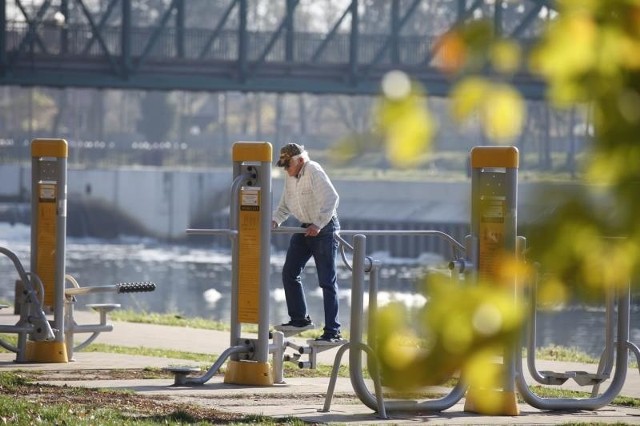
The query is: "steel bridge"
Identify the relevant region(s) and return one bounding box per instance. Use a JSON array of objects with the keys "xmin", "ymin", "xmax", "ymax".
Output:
[{"xmin": 0, "ymin": 0, "xmax": 554, "ymax": 98}]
